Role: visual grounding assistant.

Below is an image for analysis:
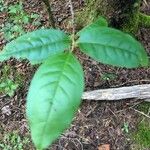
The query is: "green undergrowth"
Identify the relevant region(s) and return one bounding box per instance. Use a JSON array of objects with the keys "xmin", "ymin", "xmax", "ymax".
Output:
[
  {"xmin": 131, "ymin": 102, "xmax": 150, "ymax": 149},
  {"xmin": 132, "ymin": 120, "xmax": 150, "ymax": 149},
  {"xmin": 0, "ymin": 1, "xmax": 41, "ymax": 41},
  {"xmin": 136, "ymin": 102, "xmax": 150, "ymax": 114},
  {"xmin": 0, "ymin": 65, "xmax": 24, "ymax": 97},
  {"xmin": 0, "ymin": 131, "xmax": 31, "ymax": 150}
]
